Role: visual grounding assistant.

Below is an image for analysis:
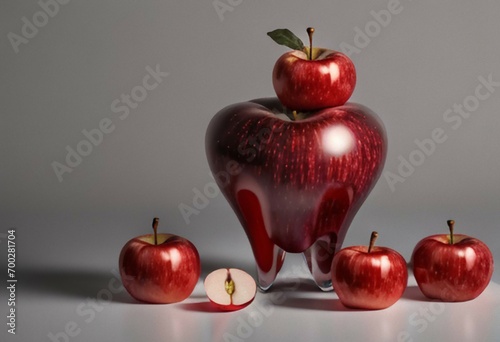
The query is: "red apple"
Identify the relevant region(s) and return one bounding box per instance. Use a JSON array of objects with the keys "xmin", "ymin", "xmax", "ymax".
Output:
[
  {"xmin": 205, "ymin": 98, "xmax": 387, "ymax": 291},
  {"xmin": 204, "ymin": 268, "xmax": 257, "ymax": 311},
  {"xmin": 331, "ymin": 231, "xmax": 408, "ymax": 310},
  {"xmin": 119, "ymin": 218, "xmax": 201, "ymax": 304},
  {"xmin": 268, "ymin": 27, "xmax": 356, "ymax": 111},
  {"xmin": 411, "ymin": 220, "xmax": 494, "ymax": 302}
]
